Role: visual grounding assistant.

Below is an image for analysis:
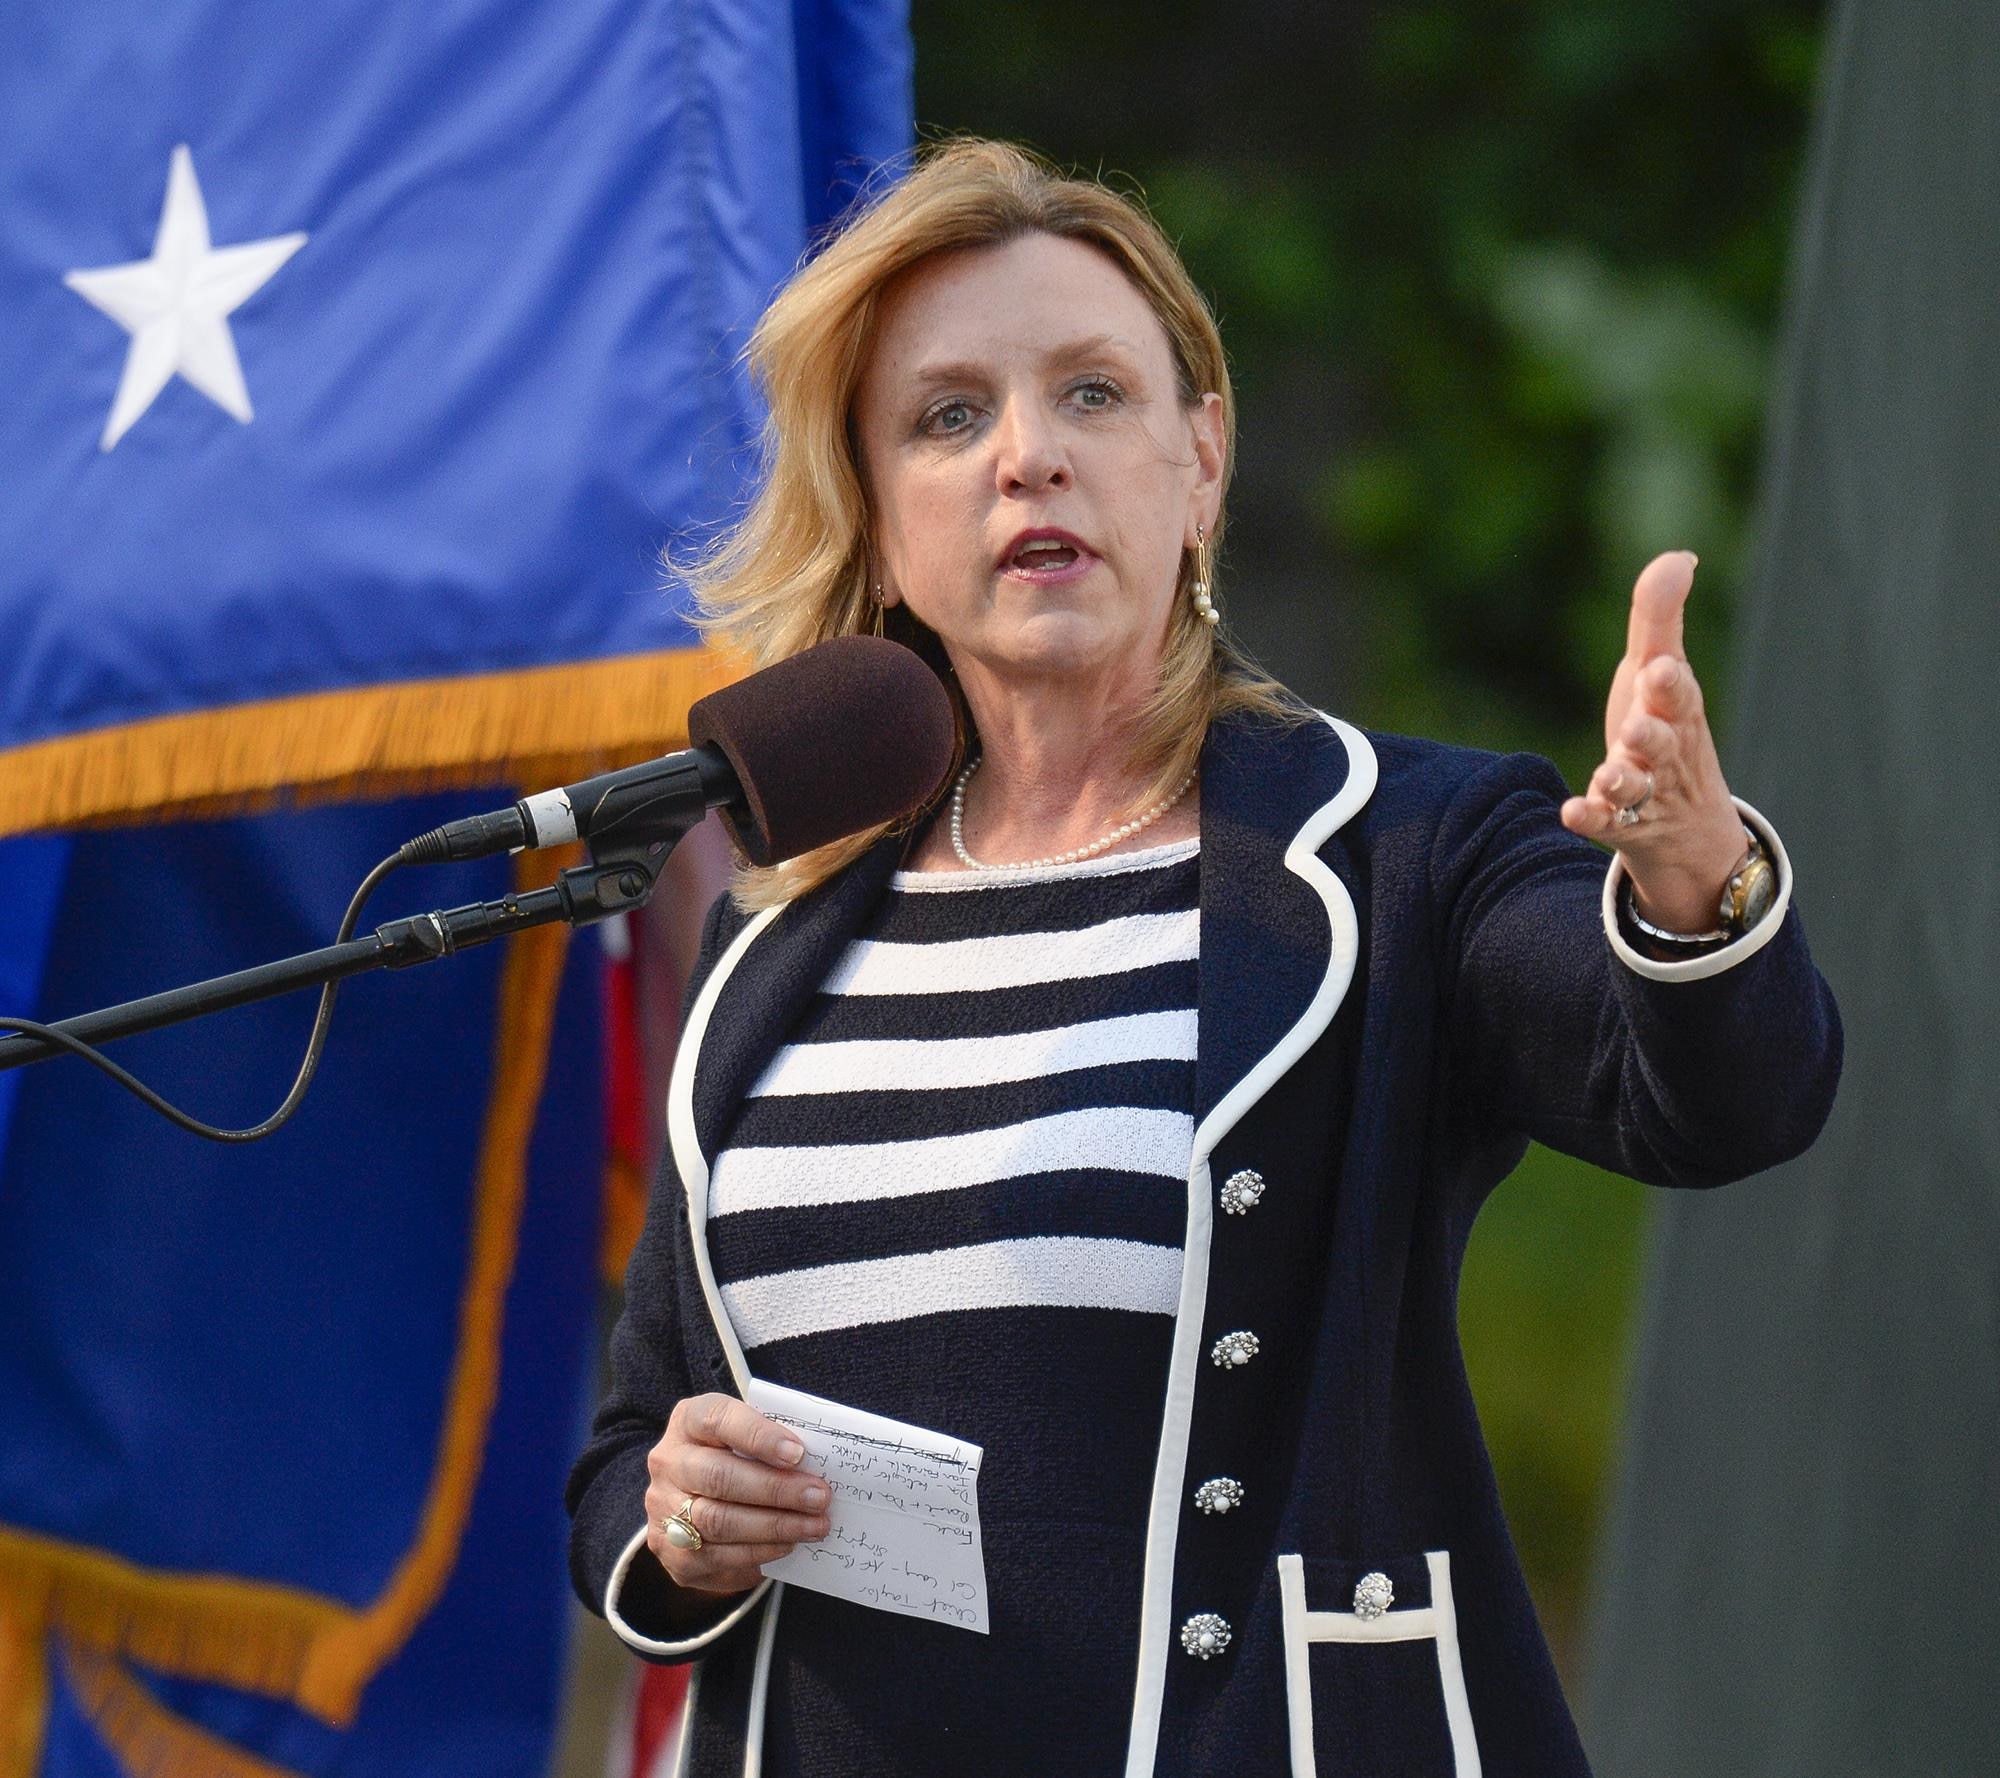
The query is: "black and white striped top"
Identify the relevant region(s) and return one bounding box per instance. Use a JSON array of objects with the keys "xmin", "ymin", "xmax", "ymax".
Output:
[{"xmin": 706, "ymin": 837, "xmax": 1200, "ymax": 1776}]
